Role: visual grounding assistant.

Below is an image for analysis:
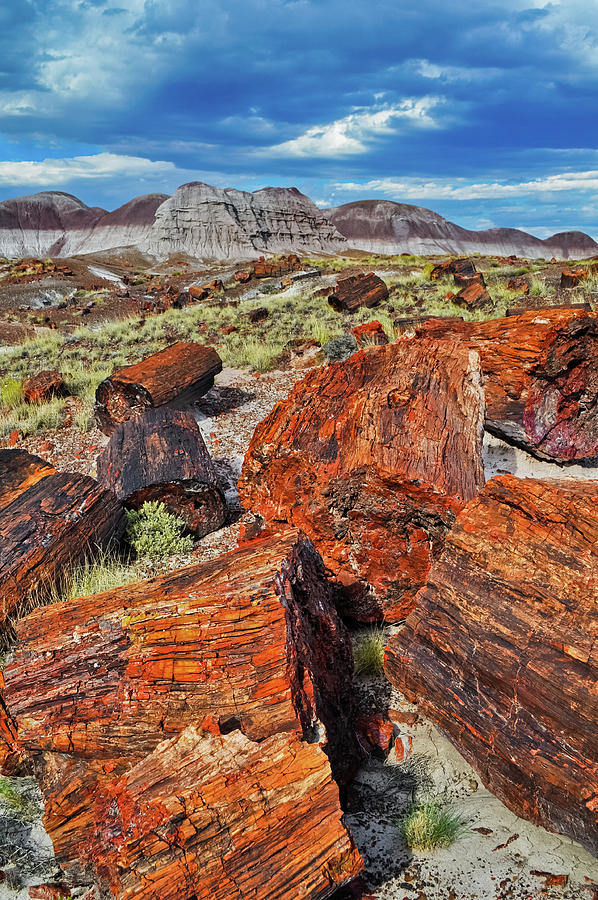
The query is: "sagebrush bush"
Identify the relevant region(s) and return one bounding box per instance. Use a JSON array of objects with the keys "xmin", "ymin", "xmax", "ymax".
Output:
[
  {"xmin": 126, "ymin": 501, "xmax": 193, "ymax": 559},
  {"xmin": 399, "ymin": 800, "xmax": 465, "ymax": 851}
]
